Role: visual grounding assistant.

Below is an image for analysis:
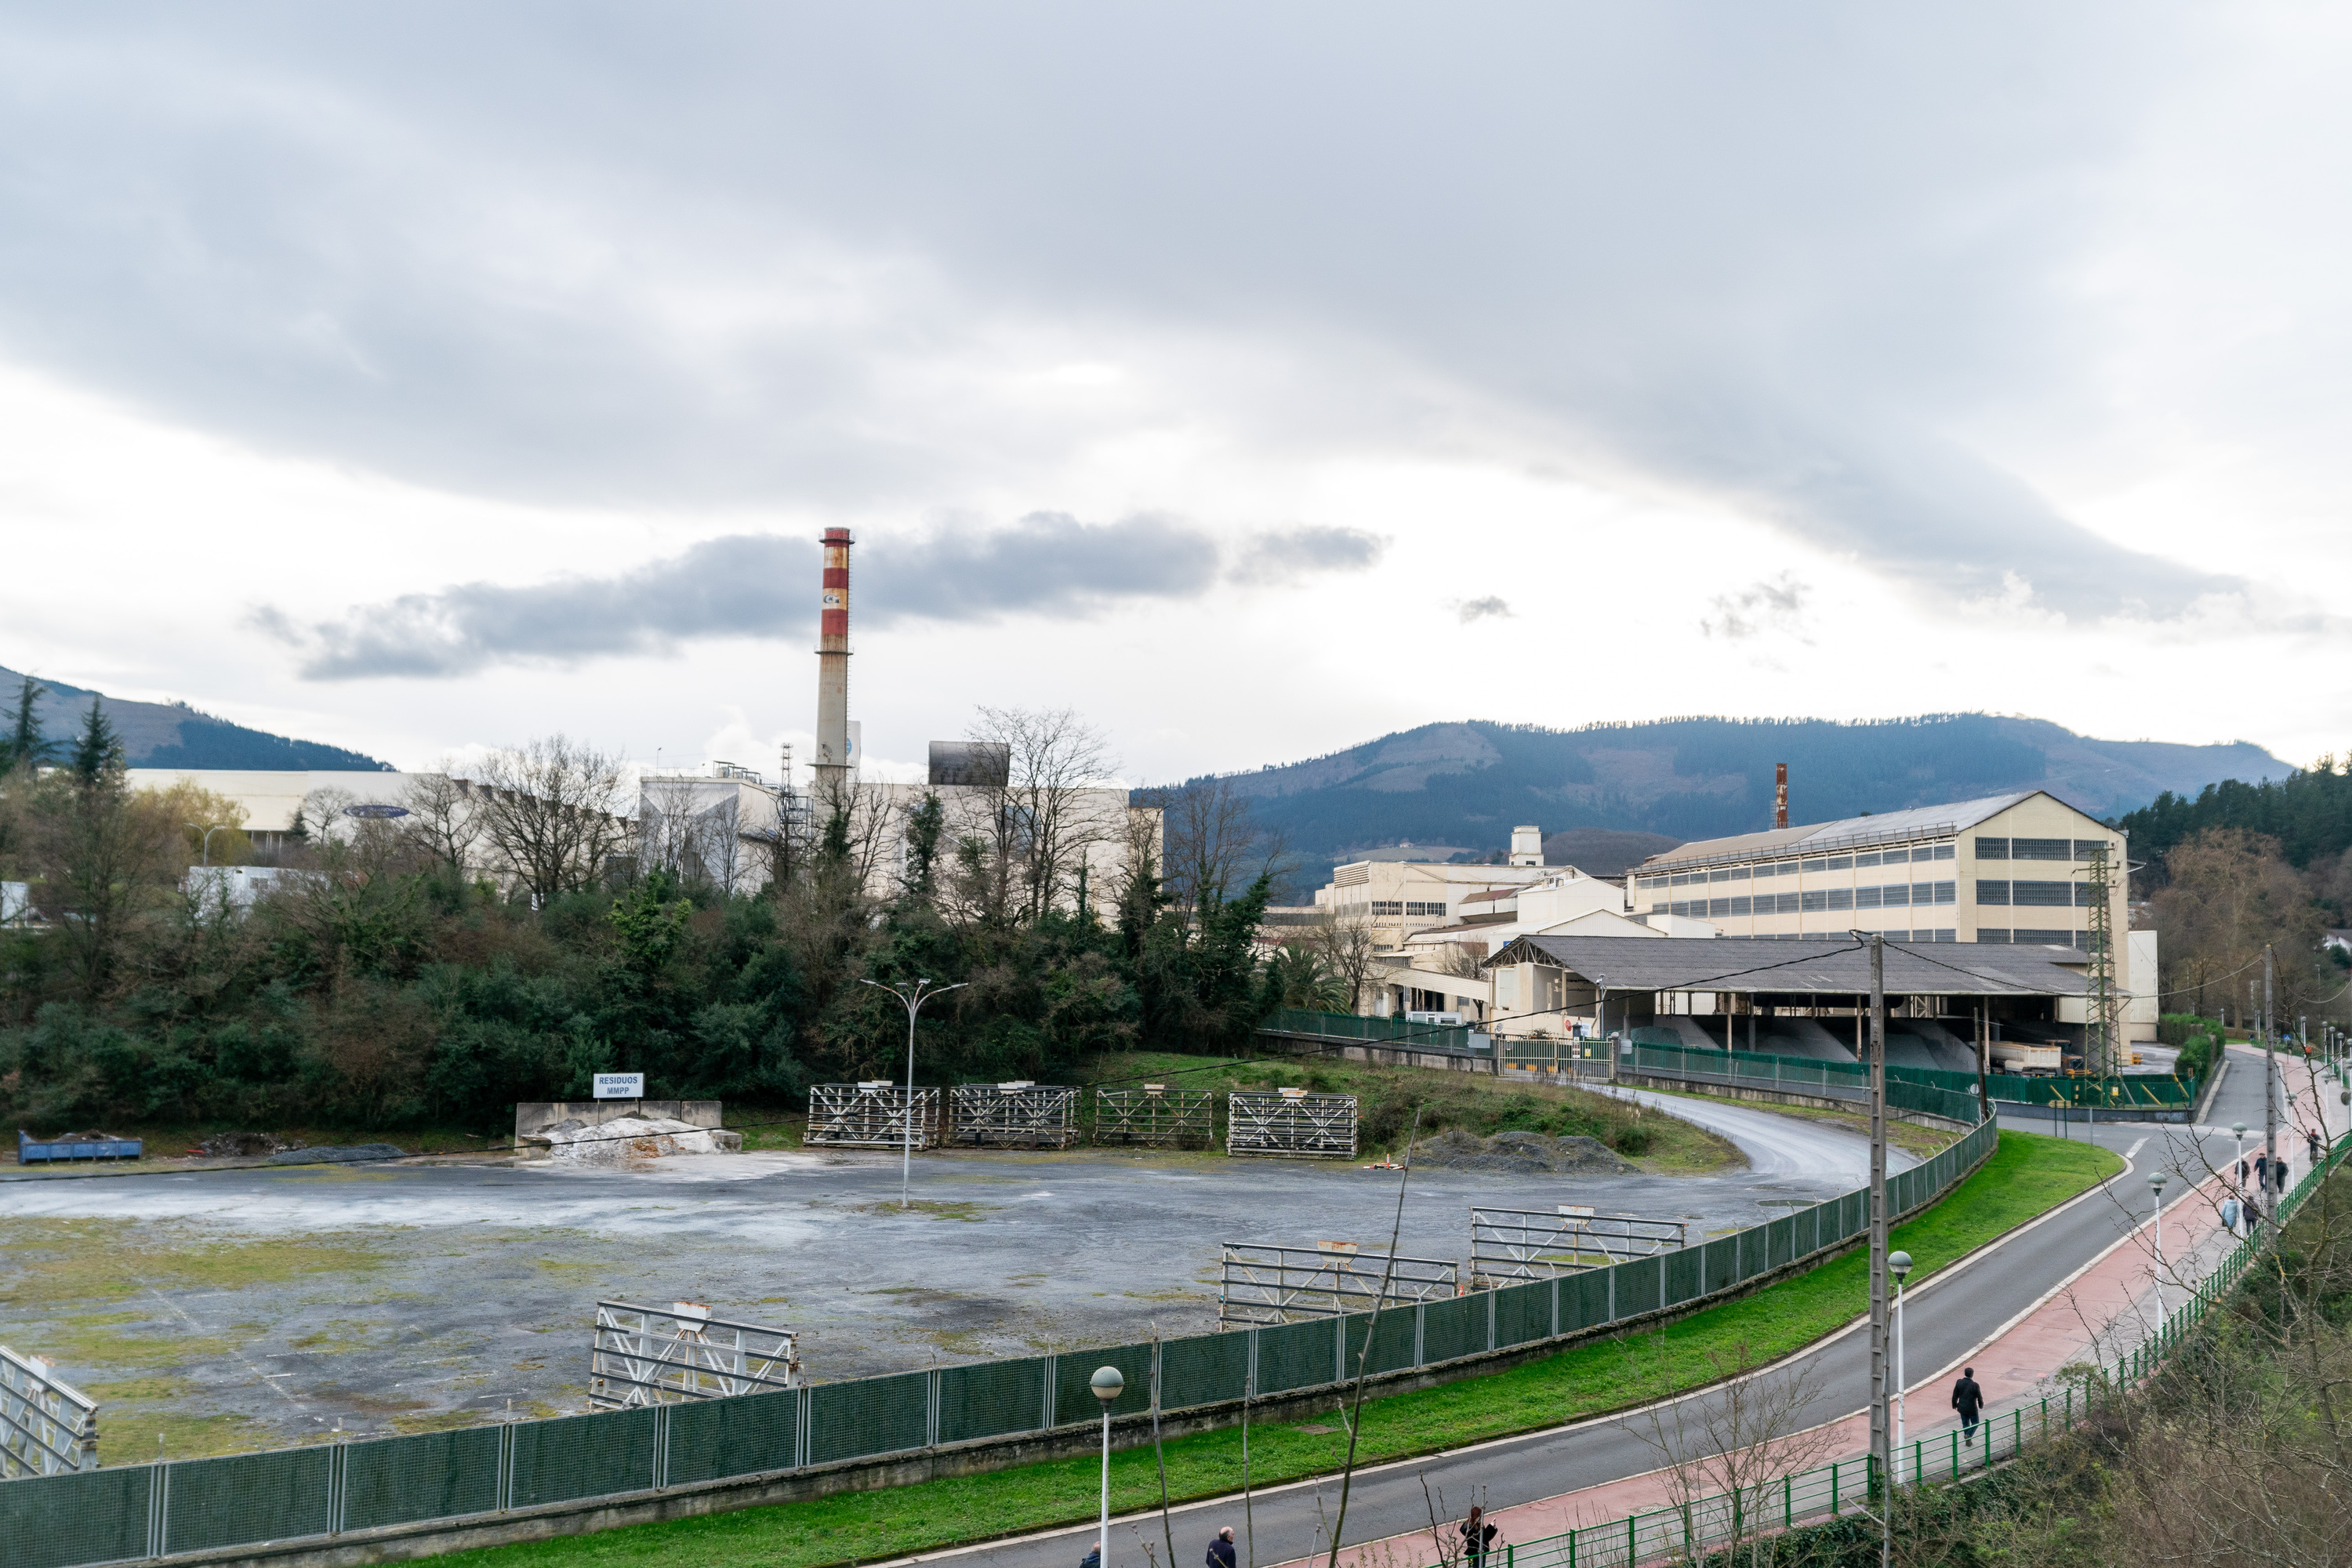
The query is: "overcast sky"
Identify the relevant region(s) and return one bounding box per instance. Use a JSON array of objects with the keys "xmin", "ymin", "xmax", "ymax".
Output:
[{"xmin": 3, "ymin": 4, "xmax": 2348, "ymax": 785}]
